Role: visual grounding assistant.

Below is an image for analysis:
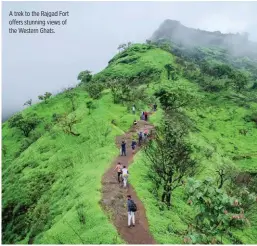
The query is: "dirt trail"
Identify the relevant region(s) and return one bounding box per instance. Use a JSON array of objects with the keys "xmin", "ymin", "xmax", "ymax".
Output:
[{"xmin": 101, "ymin": 119, "xmax": 156, "ymax": 244}]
